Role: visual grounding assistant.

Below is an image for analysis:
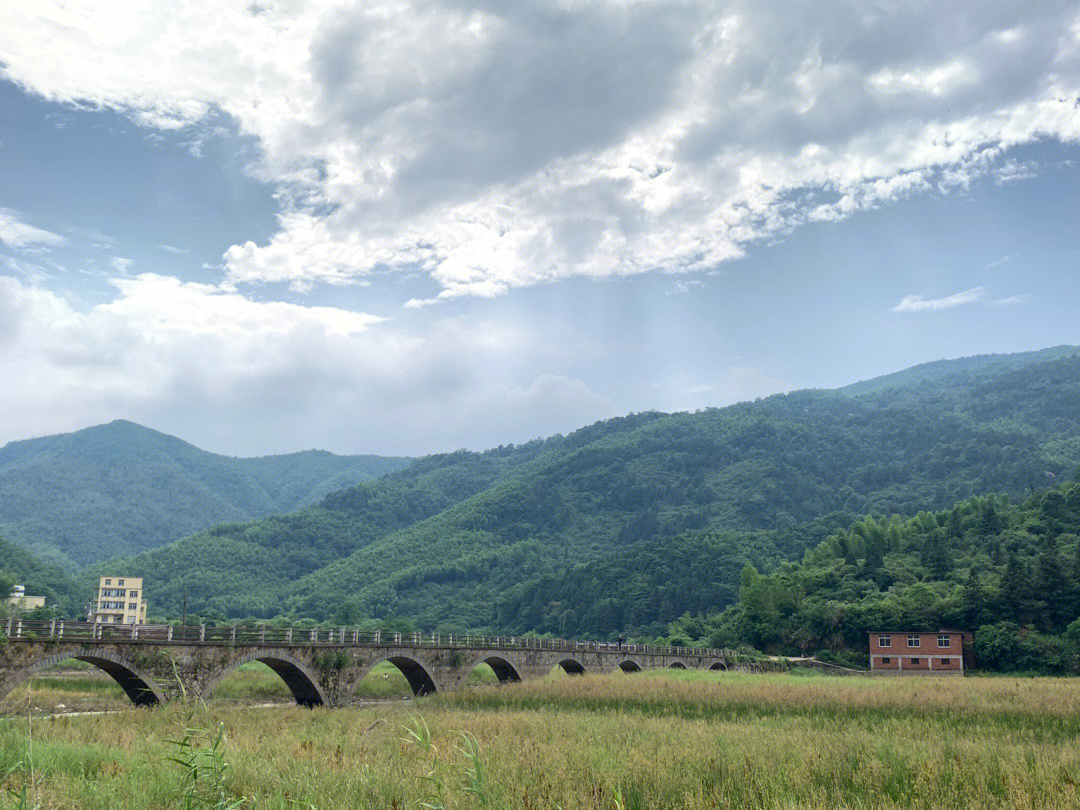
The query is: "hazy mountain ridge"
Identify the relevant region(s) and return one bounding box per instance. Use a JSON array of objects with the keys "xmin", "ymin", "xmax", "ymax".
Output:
[
  {"xmin": 111, "ymin": 349, "xmax": 1080, "ymax": 631},
  {"xmin": 0, "ymin": 420, "xmax": 412, "ymax": 569}
]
